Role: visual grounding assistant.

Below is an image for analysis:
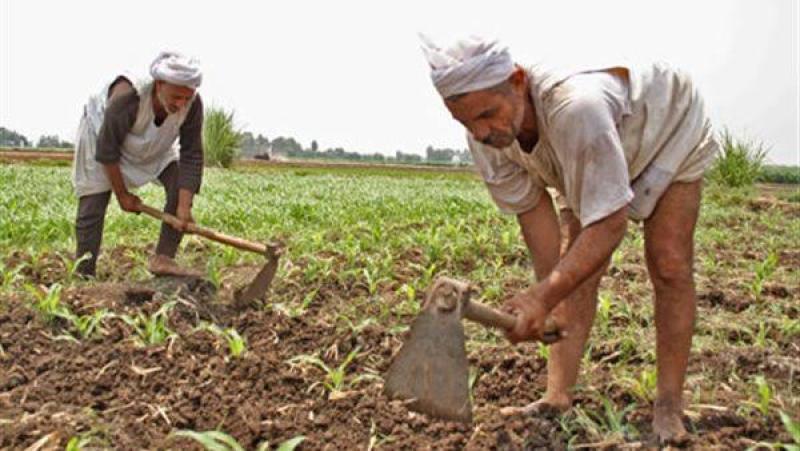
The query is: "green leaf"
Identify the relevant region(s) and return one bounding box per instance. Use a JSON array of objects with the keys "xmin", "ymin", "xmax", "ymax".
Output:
[
  {"xmin": 277, "ymin": 435, "xmax": 306, "ymax": 451},
  {"xmin": 171, "ymin": 430, "xmax": 244, "ymax": 451}
]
